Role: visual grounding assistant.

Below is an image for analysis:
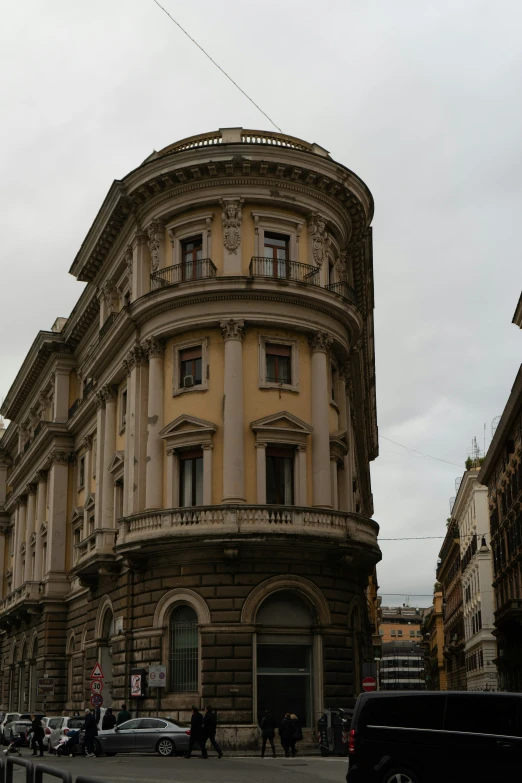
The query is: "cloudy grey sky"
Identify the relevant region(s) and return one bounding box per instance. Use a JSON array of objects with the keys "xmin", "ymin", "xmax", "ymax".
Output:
[{"xmin": 1, "ymin": 0, "xmax": 521, "ymax": 606}]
